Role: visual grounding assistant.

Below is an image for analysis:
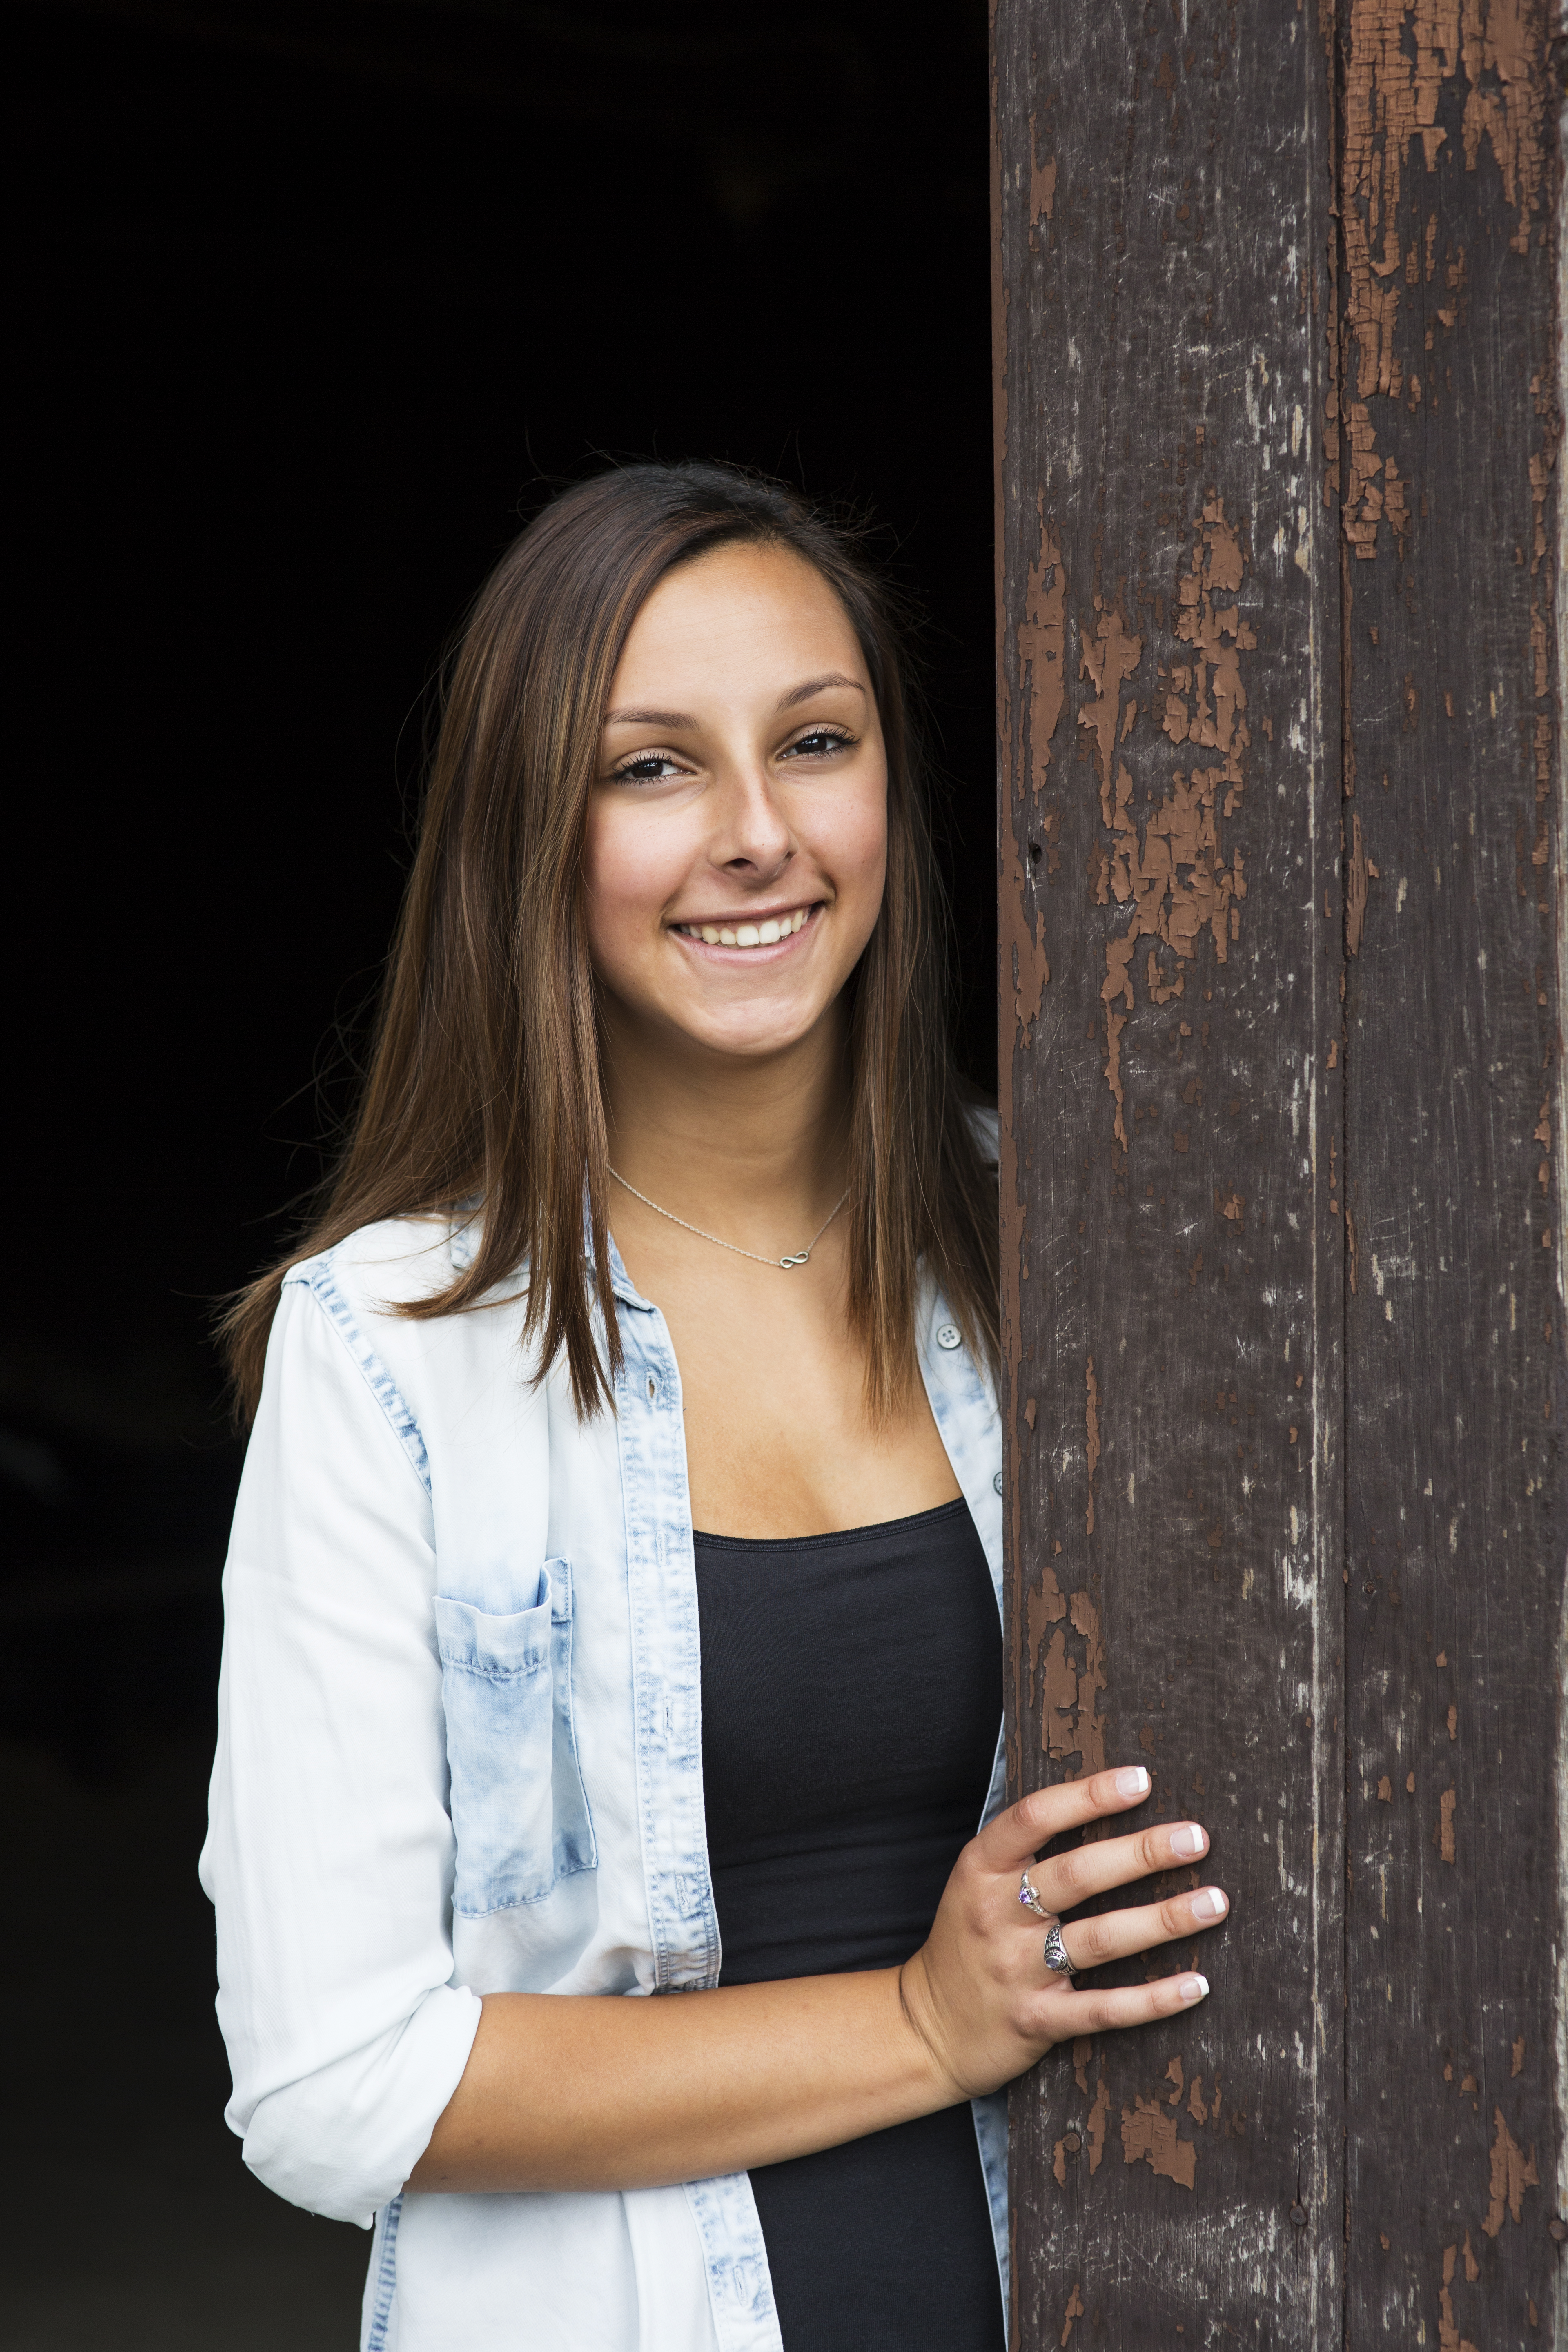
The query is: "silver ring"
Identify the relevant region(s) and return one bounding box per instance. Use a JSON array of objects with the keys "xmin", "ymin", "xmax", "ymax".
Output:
[
  {"xmin": 1042, "ymin": 1923, "xmax": 1076, "ymax": 1977},
  {"xmin": 1019, "ymin": 1871, "xmax": 1057, "ymax": 1924}
]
